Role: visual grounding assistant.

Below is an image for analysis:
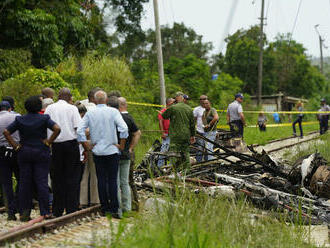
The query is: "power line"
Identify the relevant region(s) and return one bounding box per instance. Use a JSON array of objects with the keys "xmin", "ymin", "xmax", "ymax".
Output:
[
  {"xmin": 218, "ymin": 0, "xmax": 239, "ymax": 53},
  {"xmin": 289, "ymin": 0, "xmax": 303, "ymax": 41}
]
